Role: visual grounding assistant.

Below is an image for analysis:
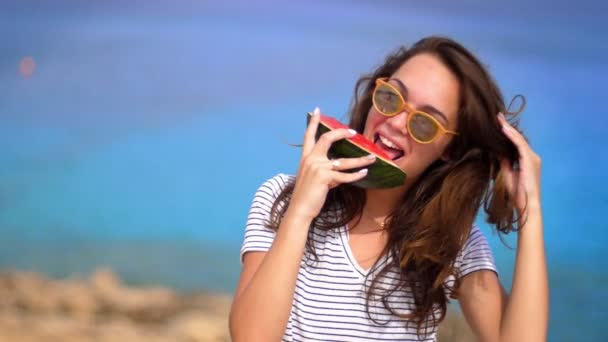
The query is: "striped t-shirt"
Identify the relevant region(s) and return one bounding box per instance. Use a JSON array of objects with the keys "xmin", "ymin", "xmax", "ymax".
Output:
[{"xmin": 240, "ymin": 174, "xmax": 497, "ymax": 342}]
